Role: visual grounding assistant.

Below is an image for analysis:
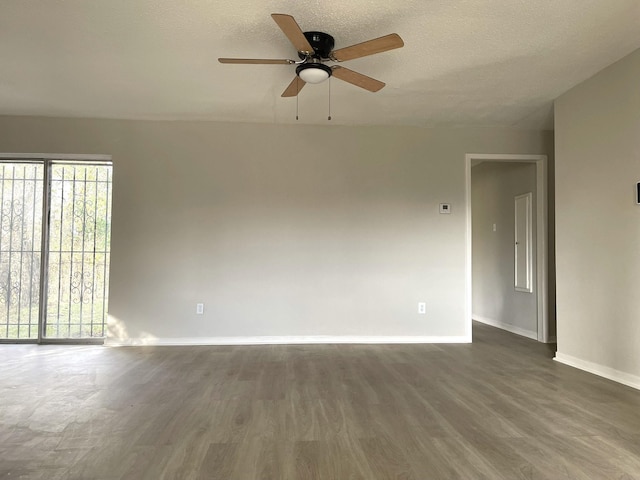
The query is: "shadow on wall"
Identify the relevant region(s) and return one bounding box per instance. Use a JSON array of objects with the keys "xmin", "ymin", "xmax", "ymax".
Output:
[{"xmin": 106, "ymin": 315, "xmax": 157, "ymax": 345}]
